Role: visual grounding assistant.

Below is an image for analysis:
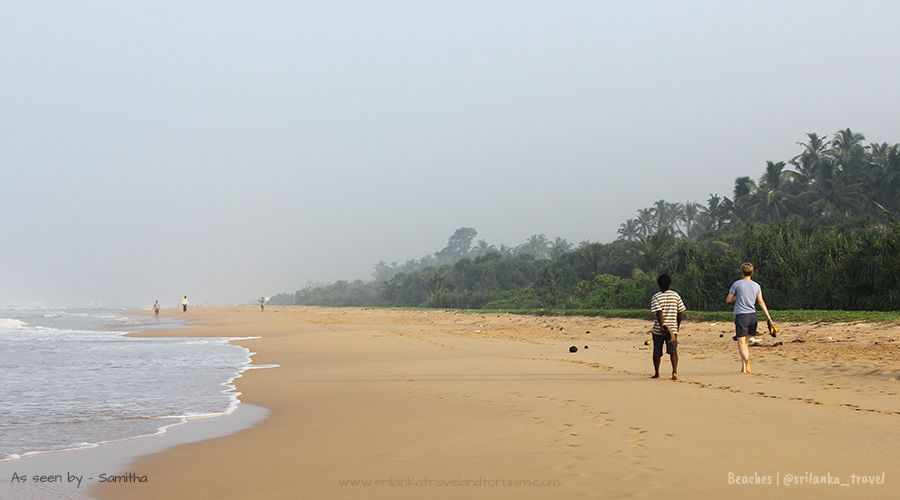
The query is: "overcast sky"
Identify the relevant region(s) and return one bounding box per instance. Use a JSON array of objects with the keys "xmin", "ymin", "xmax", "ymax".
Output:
[{"xmin": 2, "ymin": 1, "xmax": 899, "ymax": 307}]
